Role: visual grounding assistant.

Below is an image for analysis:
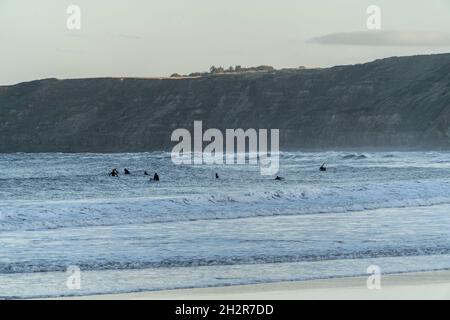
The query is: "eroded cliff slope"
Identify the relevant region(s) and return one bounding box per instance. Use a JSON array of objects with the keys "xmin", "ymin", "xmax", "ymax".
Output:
[{"xmin": 1, "ymin": 53, "xmax": 450, "ymax": 152}]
